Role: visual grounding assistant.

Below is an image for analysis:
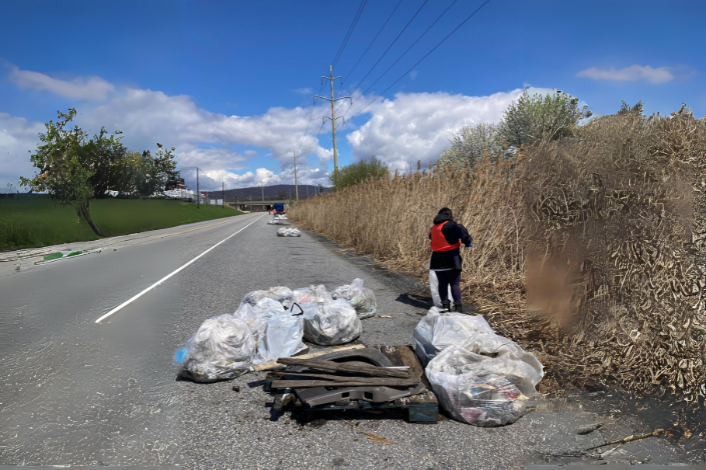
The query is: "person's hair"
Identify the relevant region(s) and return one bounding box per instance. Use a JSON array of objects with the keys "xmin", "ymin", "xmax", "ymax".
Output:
[{"xmin": 438, "ymin": 207, "xmax": 453, "ymax": 219}]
